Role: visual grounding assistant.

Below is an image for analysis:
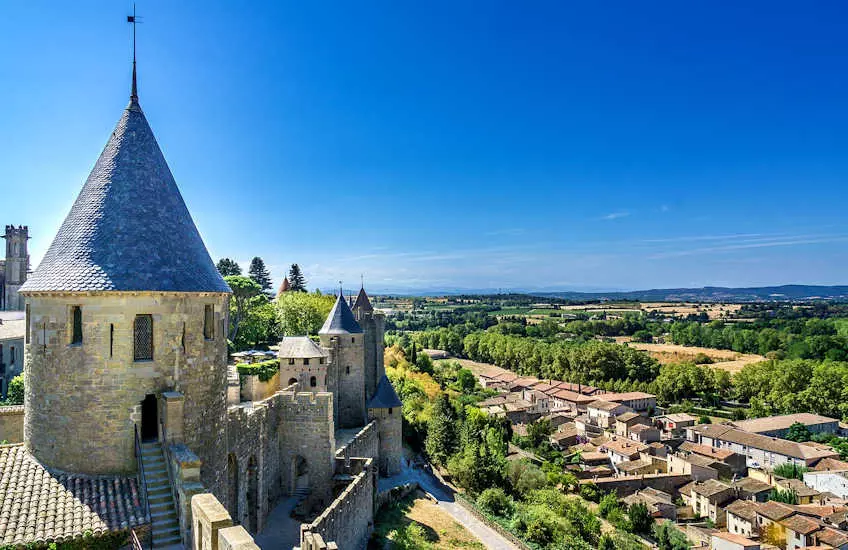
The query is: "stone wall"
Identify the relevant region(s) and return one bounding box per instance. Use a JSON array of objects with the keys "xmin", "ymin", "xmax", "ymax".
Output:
[
  {"xmin": 23, "ymin": 292, "xmax": 229, "ymax": 499},
  {"xmin": 582, "ymin": 473, "xmax": 692, "ymax": 497},
  {"xmin": 369, "ymin": 407, "xmax": 402, "ymax": 476},
  {"xmin": 240, "ymin": 372, "xmax": 280, "ymax": 402},
  {"xmin": 0, "ymin": 405, "xmax": 24, "ymax": 443},
  {"xmin": 356, "ymin": 312, "xmax": 385, "ymax": 399},
  {"xmin": 226, "ymin": 389, "xmax": 335, "ymax": 534},
  {"xmin": 300, "ymin": 457, "xmax": 375, "ymax": 550},
  {"xmin": 335, "ymin": 421, "xmax": 378, "ymax": 462}
]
